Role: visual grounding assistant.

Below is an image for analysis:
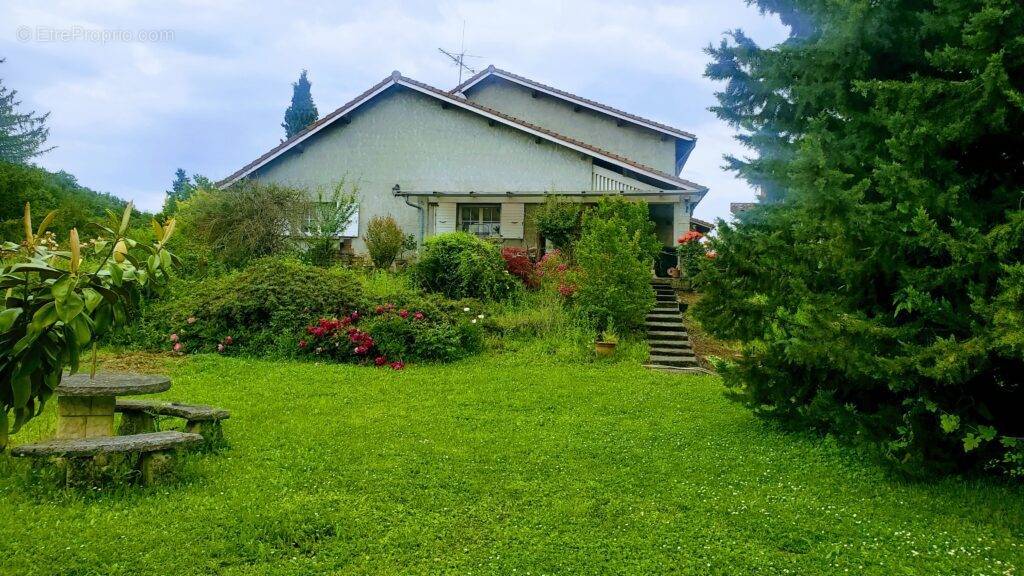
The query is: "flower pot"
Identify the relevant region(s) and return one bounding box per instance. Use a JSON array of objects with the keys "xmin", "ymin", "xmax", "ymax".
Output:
[{"xmin": 595, "ymin": 341, "xmax": 617, "ymax": 357}]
